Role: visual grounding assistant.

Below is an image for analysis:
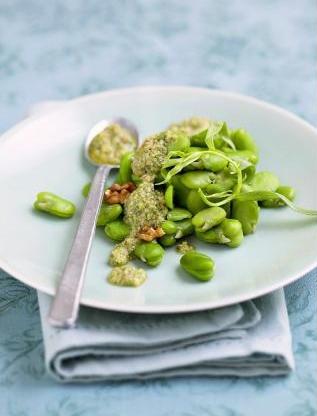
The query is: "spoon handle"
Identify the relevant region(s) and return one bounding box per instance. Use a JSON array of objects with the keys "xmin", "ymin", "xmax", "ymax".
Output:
[{"xmin": 48, "ymin": 165, "xmax": 110, "ymax": 328}]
